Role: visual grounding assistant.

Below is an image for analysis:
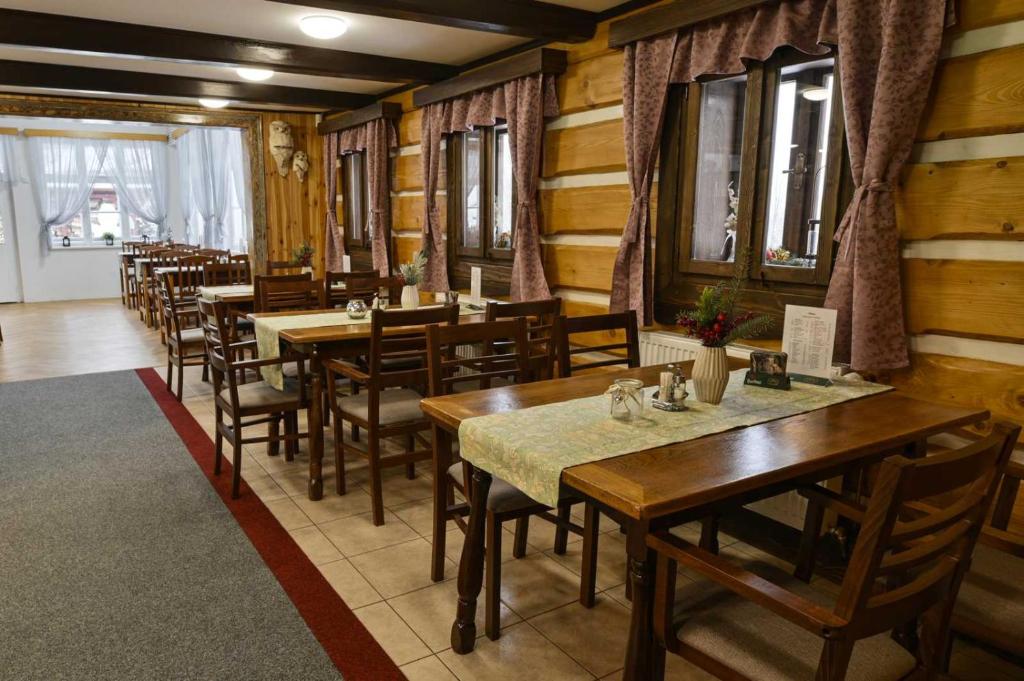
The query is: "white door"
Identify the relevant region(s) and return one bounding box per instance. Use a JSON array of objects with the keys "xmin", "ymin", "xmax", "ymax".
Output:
[{"xmin": 0, "ymin": 185, "xmax": 22, "ymax": 302}]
